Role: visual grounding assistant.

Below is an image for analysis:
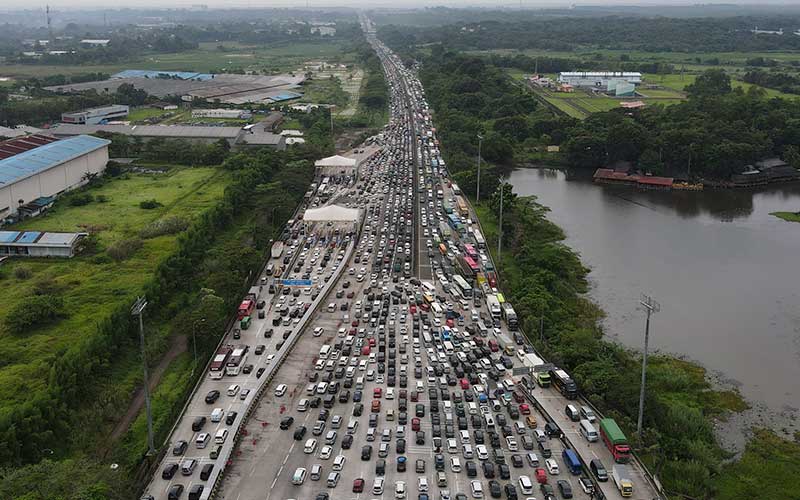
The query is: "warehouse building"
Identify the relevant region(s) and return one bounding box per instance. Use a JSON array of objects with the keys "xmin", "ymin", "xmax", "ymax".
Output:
[
  {"xmin": 191, "ymin": 108, "xmax": 251, "ymax": 120},
  {"xmin": 61, "ymin": 105, "xmax": 129, "ymax": 125},
  {"xmin": 0, "ymin": 135, "xmax": 110, "ymax": 220},
  {"xmin": 0, "ymin": 230, "xmax": 87, "ymax": 258},
  {"xmin": 558, "ymin": 72, "xmax": 642, "ymax": 88},
  {"xmin": 50, "ymin": 123, "xmax": 286, "ymax": 150}
]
